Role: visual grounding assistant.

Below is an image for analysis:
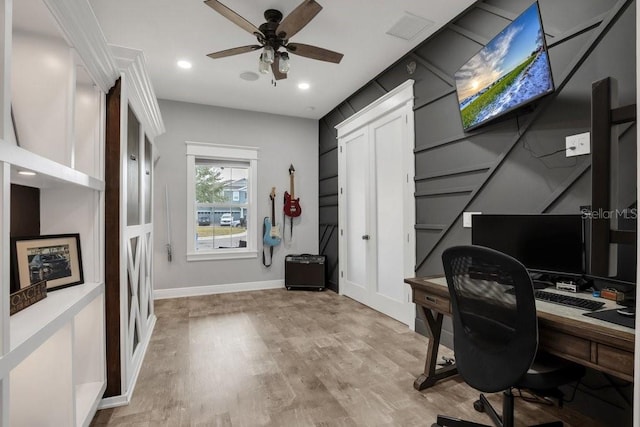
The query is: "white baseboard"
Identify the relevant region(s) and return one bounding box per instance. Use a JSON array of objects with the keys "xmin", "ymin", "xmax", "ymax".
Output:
[
  {"xmin": 98, "ymin": 393, "xmax": 129, "ymax": 410},
  {"xmin": 153, "ymin": 279, "xmax": 285, "ymax": 300},
  {"xmin": 97, "ymin": 314, "xmax": 157, "ymax": 410}
]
